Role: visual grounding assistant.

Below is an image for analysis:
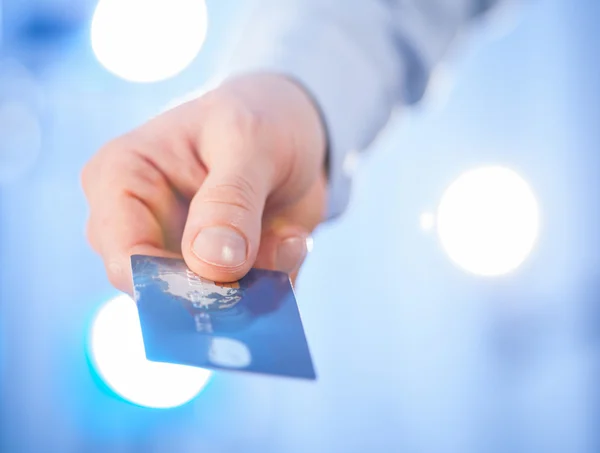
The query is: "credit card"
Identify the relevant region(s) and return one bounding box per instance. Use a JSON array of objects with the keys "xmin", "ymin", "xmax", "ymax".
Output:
[{"xmin": 131, "ymin": 254, "xmax": 316, "ymax": 380}]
